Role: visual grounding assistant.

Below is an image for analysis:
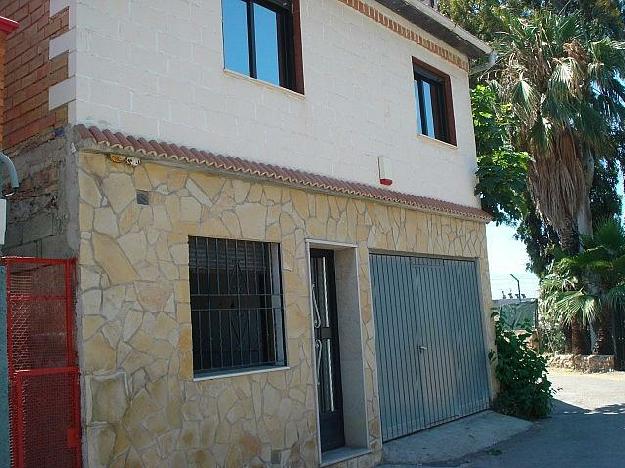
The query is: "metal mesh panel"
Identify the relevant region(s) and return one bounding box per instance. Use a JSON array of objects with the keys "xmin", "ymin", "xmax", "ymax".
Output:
[
  {"xmin": 9, "ymin": 299, "xmax": 68, "ymax": 371},
  {"xmin": 13, "ymin": 370, "xmax": 80, "ymax": 468},
  {"xmin": 7, "ymin": 262, "xmax": 67, "ymax": 297},
  {"xmin": 3, "ymin": 258, "xmax": 81, "ymax": 468}
]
